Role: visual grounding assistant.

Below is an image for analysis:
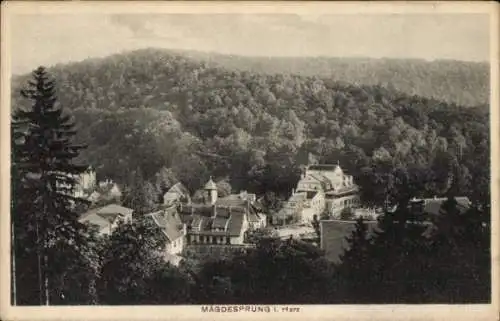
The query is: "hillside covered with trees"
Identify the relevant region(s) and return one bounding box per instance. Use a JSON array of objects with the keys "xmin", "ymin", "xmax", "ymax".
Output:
[
  {"xmin": 180, "ymin": 49, "xmax": 490, "ymax": 108},
  {"xmin": 10, "ymin": 60, "xmax": 491, "ymax": 306},
  {"xmin": 11, "ymin": 49, "xmax": 490, "ymax": 209}
]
